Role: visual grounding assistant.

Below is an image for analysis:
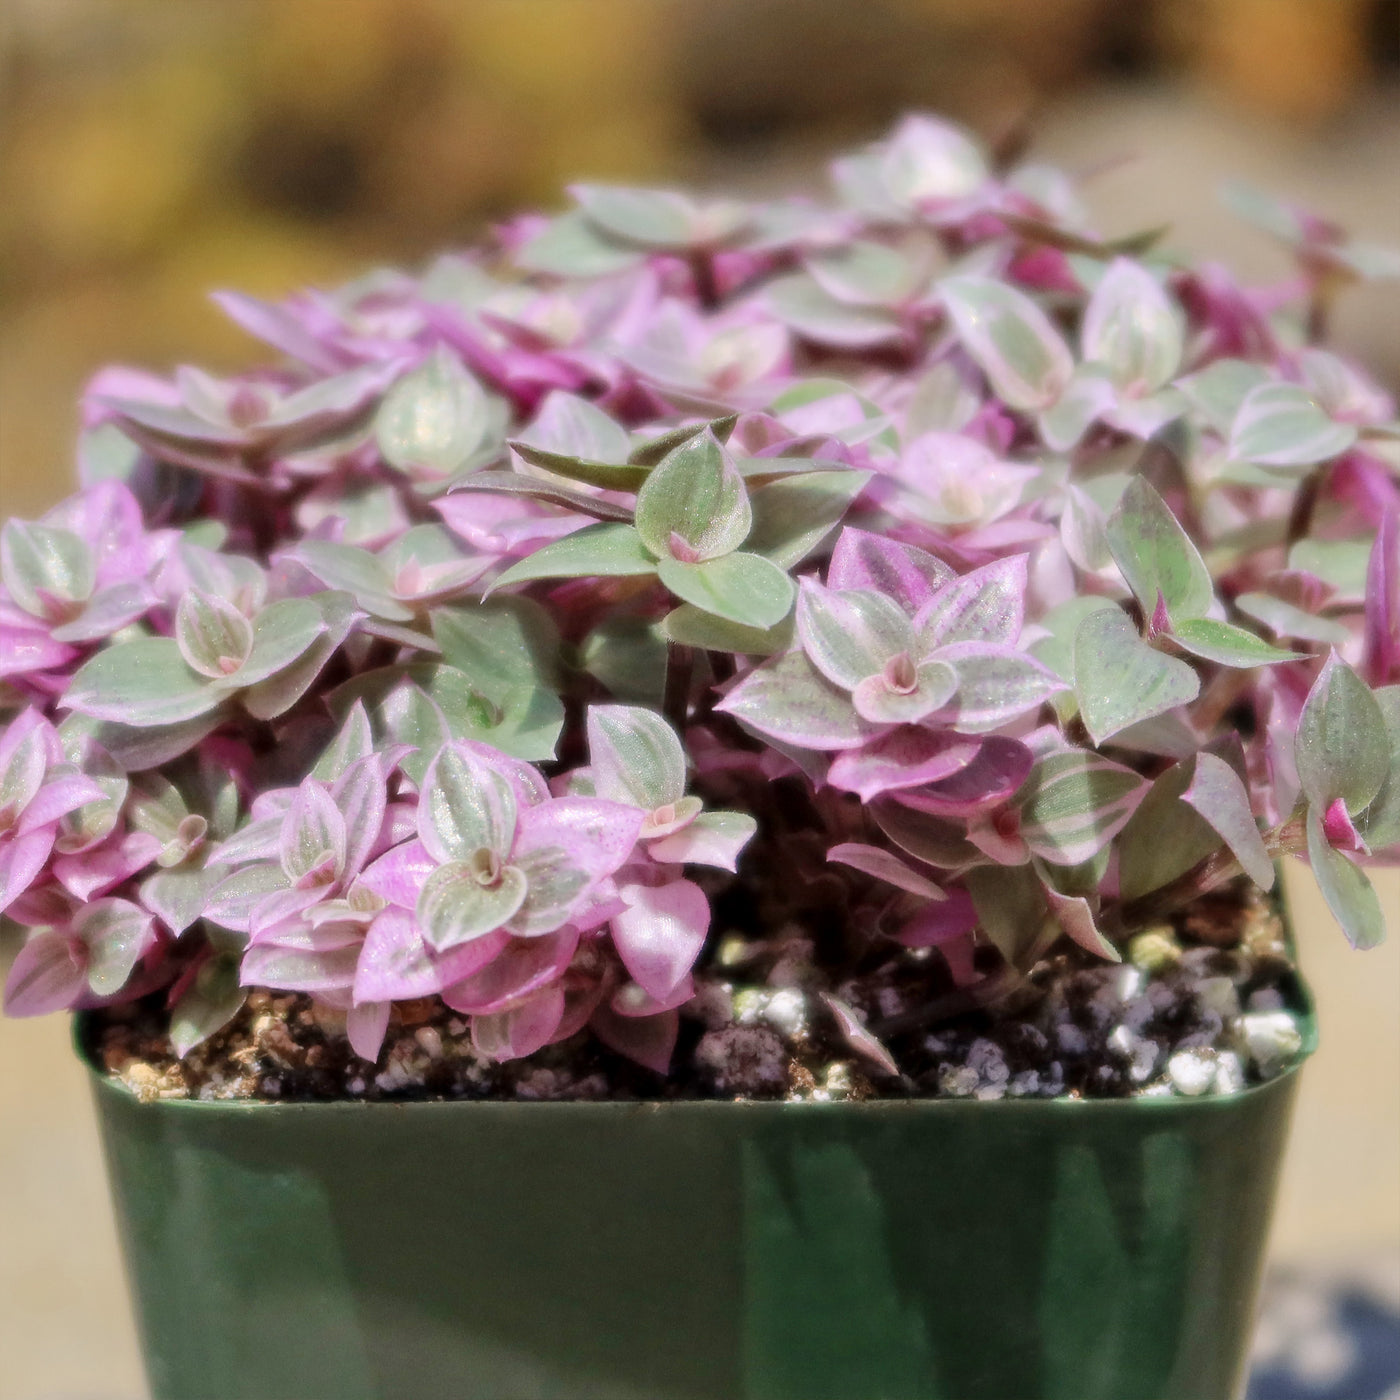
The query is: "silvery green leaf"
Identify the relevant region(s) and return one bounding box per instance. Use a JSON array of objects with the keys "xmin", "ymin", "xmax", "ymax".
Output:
[
  {"xmin": 581, "ymin": 617, "xmax": 667, "ymax": 704},
  {"xmin": 1073, "ymin": 606, "xmax": 1200, "ymax": 746},
  {"xmin": 850, "ymin": 660, "xmax": 957, "ymax": 725},
  {"xmin": 766, "ymin": 273, "xmax": 905, "ymax": 349},
  {"xmin": 1307, "ymin": 806, "xmax": 1385, "ymax": 950},
  {"xmin": 514, "ymin": 210, "xmax": 643, "ymax": 276},
  {"xmin": 1116, "ymin": 757, "xmax": 1224, "ymax": 902},
  {"xmin": 1221, "ymin": 179, "xmax": 1306, "ymax": 243},
  {"xmin": 1235, "ymin": 592, "xmax": 1350, "ymax": 646},
  {"xmin": 294, "ymin": 541, "xmax": 407, "ymax": 620},
  {"xmin": 939, "ymin": 276, "xmax": 1073, "ymax": 411},
  {"xmin": 203, "ymin": 863, "xmax": 291, "ymax": 933},
  {"xmin": 1287, "ymin": 539, "xmax": 1372, "ymax": 598},
  {"xmin": 280, "ymin": 781, "xmax": 346, "ymax": 885},
  {"xmin": 224, "ymin": 598, "xmax": 325, "ymax": 689},
  {"xmin": 432, "ymin": 597, "xmax": 560, "ymax": 694},
  {"xmin": 1038, "ymin": 369, "xmax": 1115, "ymax": 452},
  {"xmin": 64, "ymin": 638, "xmax": 223, "ymax": 727},
  {"xmin": 1182, "ymin": 752, "xmax": 1274, "ymax": 890},
  {"xmin": 939, "ymin": 644, "xmax": 1067, "ymax": 732},
  {"xmin": 1081, "ymin": 258, "xmax": 1183, "ymax": 394},
  {"xmin": 572, "ymin": 184, "xmax": 748, "ymax": 249},
  {"xmin": 881, "ymin": 113, "xmax": 988, "ymax": 204},
  {"xmin": 379, "ymin": 681, "xmax": 452, "ymax": 785},
  {"xmin": 240, "ymin": 592, "xmax": 359, "ymax": 722},
  {"xmin": 660, "ymin": 605, "xmax": 793, "ymax": 656},
  {"xmin": 649, "ymin": 809, "xmax": 757, "ymax": 871},
  {"xmin": 1356, "ymin": 687, "xmax": 1400, "ymax": 851},
  {"xmin": 1171, "ymin": 617, "xmax": 1300, "ymax": 668},
  {"xmin": 807, "ymin": 238, "xmax": 933, "ymax": 307},
  {"xmin": 745, "ymin": 470, "xmax": 871, "ymax": 569},
  {"xmin": 796, "ymin": 581, "xmax": 909, "ymax": 690},
  {"xmin": 1105, "ymin": 476, "xmax": 1214, "ymax": 621},
  {"xmin": 418, "ymin": 859, "xmax": 528, "ymax": 951},
  {"xmin": 491, "ymin": 524, "xmax": 656, "ymax": 590},
  {"xmin": 633, "ymin": 429, "xmax": 751, "ymax": 563},
  {"xmin": 420, "ymin": 742, "xmax": 518, "ymax": 863},
  {"xmin": 1229, "ymin": 382, "xmax": 1357, "ymax": 469},
  {"xmin": 1031, "ymin": 597, "xmax": 1119, "ymax": 719},
  {"xmin": 515, "ymin": 392, "xmax": 635, "ymax": 473},
  {"xmin": 87, "ymin": 714, "xmax": 223, "ymax": 771},
  {"xmin": 915, "ymin": 555, "xmax": 1027, "ymax": 649},
  {"xmin": 1060, "ymin": 483, "xmax": 1114, "ymax": 572},
  {"xmin": 141, "ymin": 864, "xmax": 225, "ymax": 937},
  {"xmin": 0, "ymin": 521, "xmax": 94, "ymax": 617},
  {"xmin": 169, "ymin": 955, "xmax": 246, "ymax": 1057},
  {"xmin": 77, "ymin": 423, "xmax": 143, "ymax": 485},
  {"xmin": 1295, "ymin": 653, "xmax": 1388, "ymax": 813},
  {"xmin": 1018, "ymin": 748, "xmax": 1148, "ymax": 866},
  {"xmin": 656, "ymin": 552, "xmax": 795, "ymax": 629},
  {"xmin": 715, "ymin": 649, "xmax": 876, "ymax": 751},
  {"xmin": 1174, "ymin": 359, "xmax": 1270, "ymax": 435},
  {"xmin": 78, "ymin": 899, "xmax": 154, "ymax": 997},
  {"xmin": 175, "ymin": 589, "xmax": 255, "ymax": 679},
  {"xmin": 906, "ymin": 360, "xmax": 981, "ymax": 435},
  {"xmin": 311, "ymin": 700, "xmax": 376, "ymax": 781},
  {"xmin": 587, "ymin": 704, "xmax": 687, "ymax": 810},
  {"xmin": 376, "ymin": 346, "xmax": 491, "ymax": 478}
]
